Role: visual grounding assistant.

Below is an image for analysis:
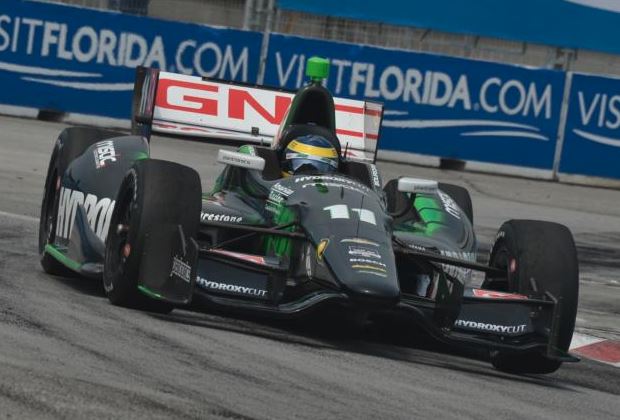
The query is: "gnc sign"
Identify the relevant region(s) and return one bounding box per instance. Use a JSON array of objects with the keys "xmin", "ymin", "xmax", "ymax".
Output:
[{"xmin": 152, "ymin": 72, "xmax": 381, "ymax": 154}]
